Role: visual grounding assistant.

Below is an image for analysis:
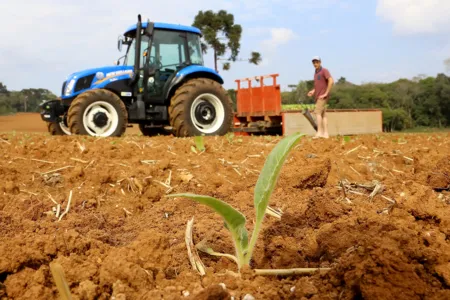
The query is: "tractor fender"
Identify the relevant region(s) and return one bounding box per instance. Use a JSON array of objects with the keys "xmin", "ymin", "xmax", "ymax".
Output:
[{"xmin": 164, "ymin": 65, "xmax": 224, "ymax": 101}]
